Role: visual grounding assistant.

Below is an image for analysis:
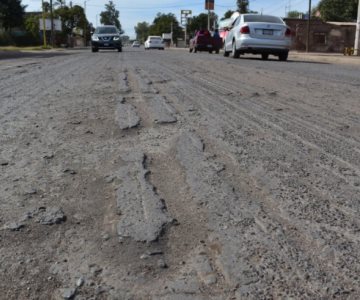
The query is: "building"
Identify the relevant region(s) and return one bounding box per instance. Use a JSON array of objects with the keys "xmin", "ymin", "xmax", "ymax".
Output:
[{"xmin": 284, "ymin": 18, "xmax": 356, "ymax": 53}]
